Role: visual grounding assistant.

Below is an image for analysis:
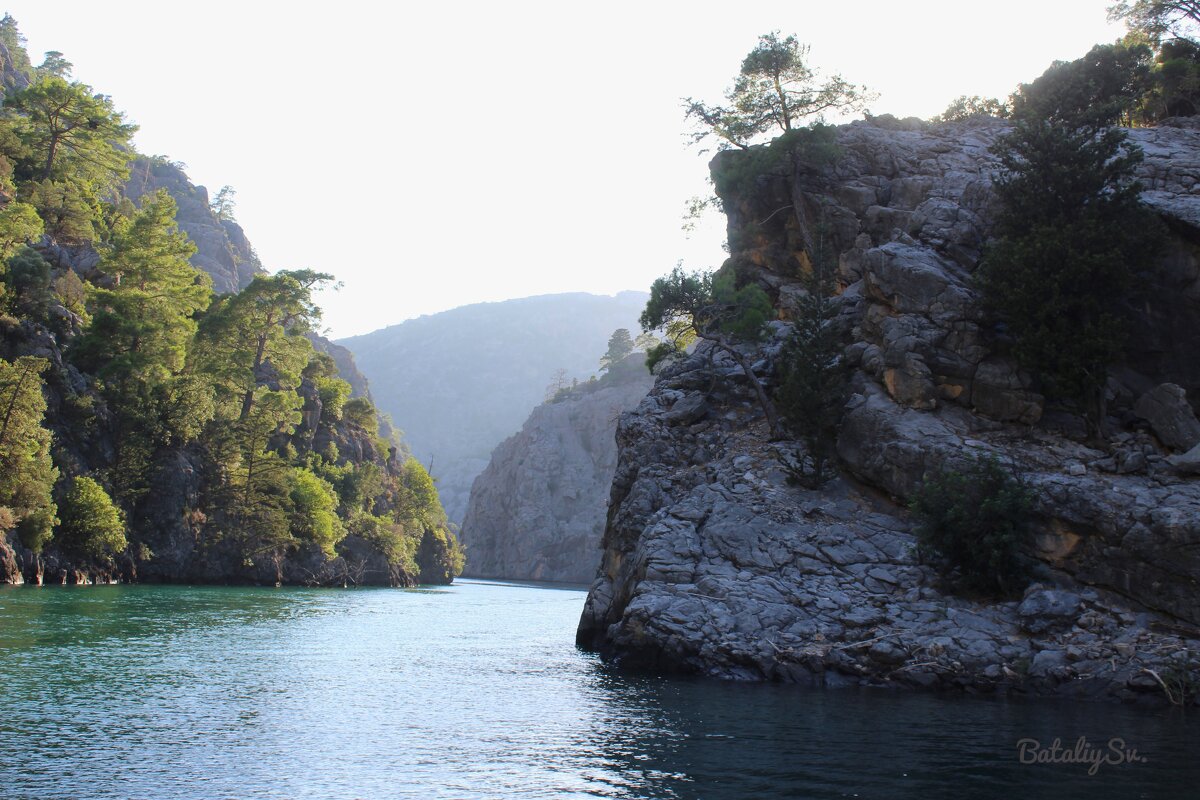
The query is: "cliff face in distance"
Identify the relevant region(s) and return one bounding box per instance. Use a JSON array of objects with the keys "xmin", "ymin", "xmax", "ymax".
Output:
[
  {"xmin": 577, "ymin": 117, "xmax": 1200, "ymax": 703},
  {"xmin": 459, "ymin": 356, "xmax": 654, "ymax": 583},
  {"xmin": 339, "ymin": 292, "xmax": 647, "ymax": 523}
]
